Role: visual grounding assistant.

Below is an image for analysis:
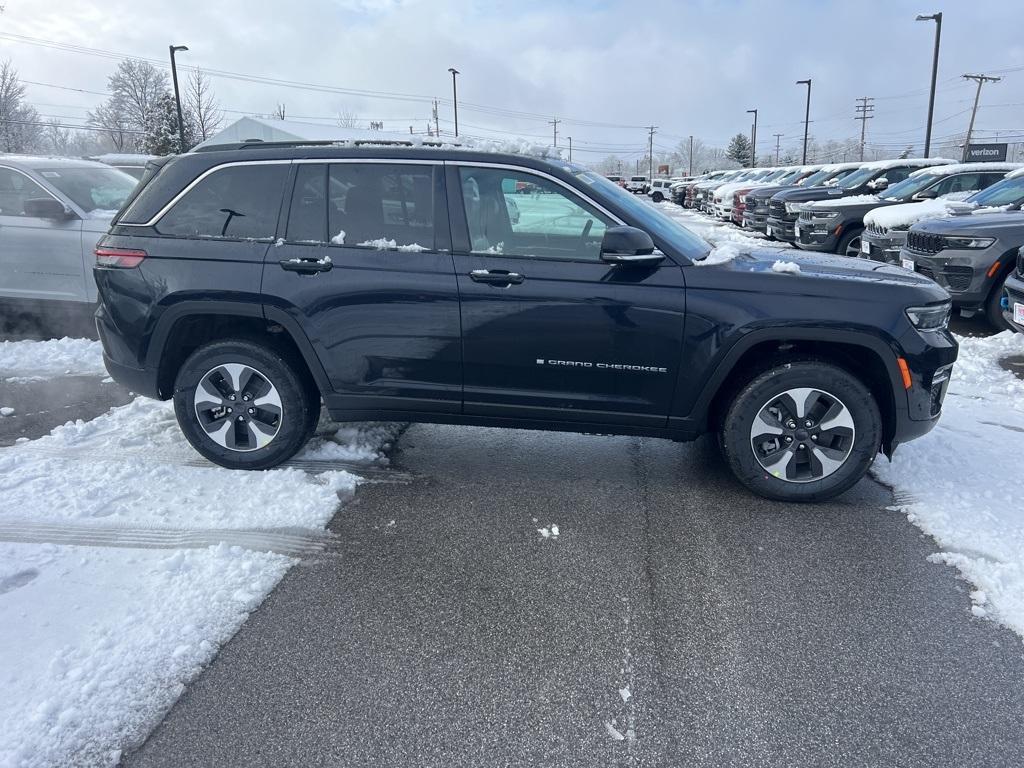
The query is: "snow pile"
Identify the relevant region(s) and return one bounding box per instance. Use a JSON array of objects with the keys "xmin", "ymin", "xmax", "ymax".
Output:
[
  {"xmin": 0, "ymin": 338, "xmax": 106, "ymax": 379},
  {"xmin": 0, "ymin": 392, "xmax": 396, "ymax": 763},
  {"xmin": 805, "ymin": 194, "xmax": 878, "ymax": 210},
  {"xmin": 299, "ymin": 422, "xmax": 403, "ymax": 463},
  {"xmin": 771, "ymin": 260, "xmax": 801, "ymax": 274},
  {"xmin": 874, "ymin": 331, "xmax": 1024, "ymax": 638},
  {"xmin": 1, "ymin": 406, "xmax": 14, "ymax": 416},
  {"xmin": 357, "ymin": 238, "xmax": 429, "ymax": 252},
  {"xmin": 696, "ymin": 243, "xmax": 741, "ymax": 266},
  {"xmin": 865, "ymin": 198, "xmax": 974, "ymax": 231},
  {"xmin": 330, "ymin": 229, "xmax": 346, "ymax": 245}
]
